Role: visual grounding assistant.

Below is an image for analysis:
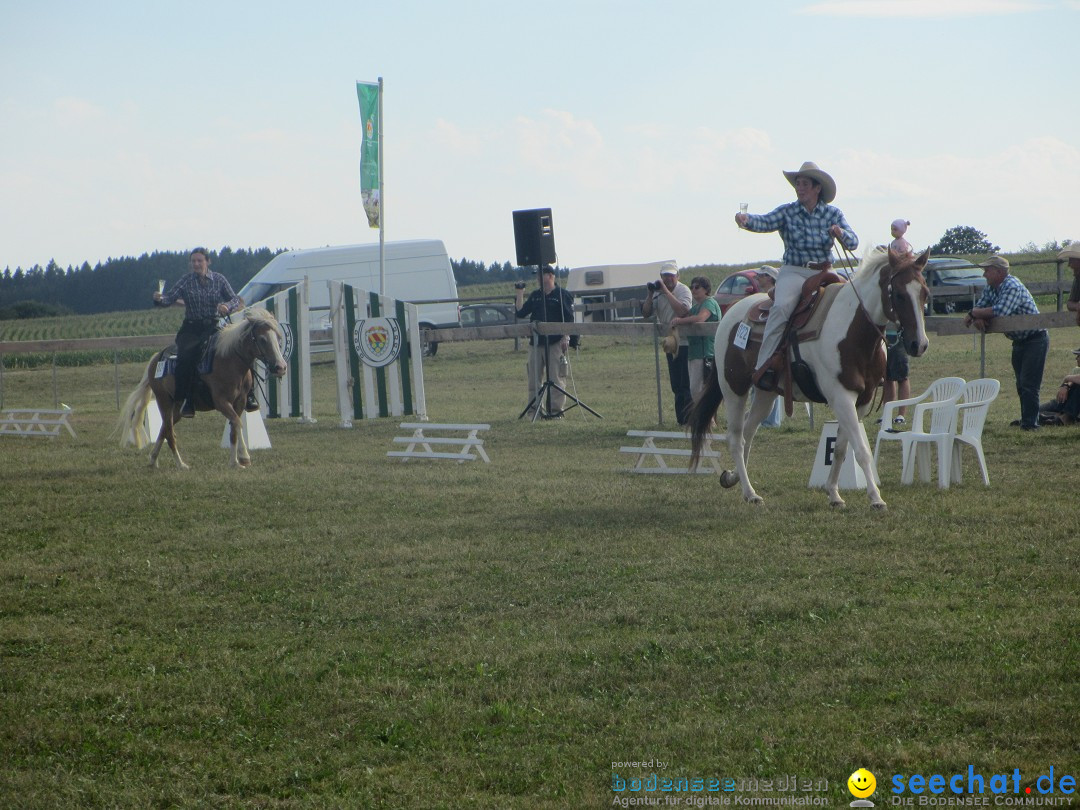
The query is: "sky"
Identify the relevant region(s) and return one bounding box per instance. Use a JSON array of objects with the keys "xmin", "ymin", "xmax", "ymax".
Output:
[{"xmin": 2, "ymin": 0, "xmax": 1078, "ymax": 274}]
